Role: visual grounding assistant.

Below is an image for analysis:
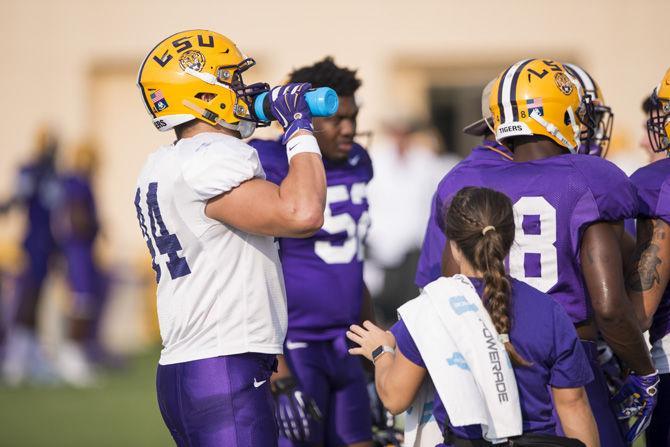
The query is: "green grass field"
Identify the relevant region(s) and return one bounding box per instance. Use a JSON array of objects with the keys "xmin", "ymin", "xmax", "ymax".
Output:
[
  {"xmin": 0, "ymin": 349, "xmax": 173, "ymax": 447},
  {"xmin": 0, "ymin": 349, "xmax": 648, "ymax": 447}
]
